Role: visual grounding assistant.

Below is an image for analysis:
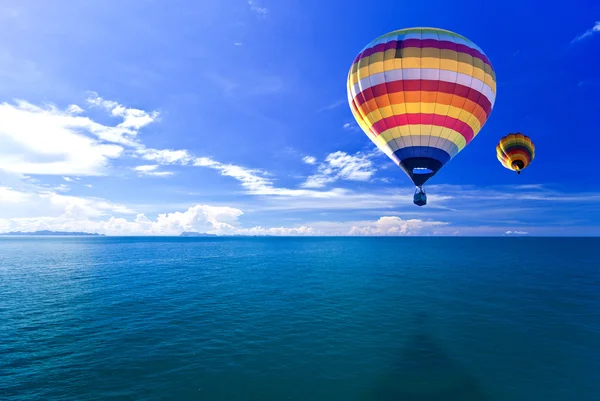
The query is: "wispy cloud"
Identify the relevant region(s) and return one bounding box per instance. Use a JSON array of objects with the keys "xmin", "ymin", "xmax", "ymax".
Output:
[
  {"xmin": 504, "ymin": 230, "xmax": 529, "ymax": 236},
  {"xmin": 137, "ymin": 148, "xmax": 193, "ymax": 165},
  {"xmin": 207, "ymin": 73, "xmax": 239, "ymax": 94},
  {"xmin": 53, "ymin": 184, "xmax": 70, "ymax": 193},
  {"xmin": 248, "ymin": 0, "xmax": 268, "ymax": 19},
  {"xmin": 3, "ymin": 95, "xmax": 344, "ymax": 199},
  {"xmin": 0, "ymin": 186, "xmax": 30, "ymax": 203},
  {"xmin": 134, "ymin": 165, "xmax": 173, "ymax": 177},
  {"xmin": 302, "ymin": 155, "xmax": 317, "ymax": 165},
  {"xmin": 197, "ymin": 156, "xmax": 392, "ymax": 205},
  {"xmin": 233, "ymin": 225, "xmax": 315, "ymax": 236},
  {"xmin": 248, "ymin": 76, "xmax": 283, "ymax": 95},
  {"xmin": 87, "ymin": 92, "xmax": 160, "ymax": 131},
  {"xmin": 67, "ymin": 104, "xmax": 84, "ymax": 114},
  {"xmin": 426, "ymin": 184, "xmax": 600, "ymax": 203},
  {"xmin": 193, "ymin": 156, "xmax": 346, "ymax": 198},
  {"xmin": 343, "ymin": 122, "xmax": 360, "ymax": 131},
  {"xmin": 233, "ymin": 42, "xmax": 243, "ymax": 47},
  {"xmin": 302, "ymin": 151, "xmax": 376, "ymax": 188},
  {"xmin": 63, "ymin": 177, "xmax": 74, "ymax": 182},
  {"xmin": 572, "ymin": 21, "xmax": 600, "ymax": 43},
  {"xmin": 0, "ymin": 185, "xmax": 134, "ymax": 221},
  {"xmin": 208, "ymin": 72, "xmax": 283, "ymax": 96},
  {"xmin": 318, "ymin": 99, "xmax": 345, "ymax": 112}
]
